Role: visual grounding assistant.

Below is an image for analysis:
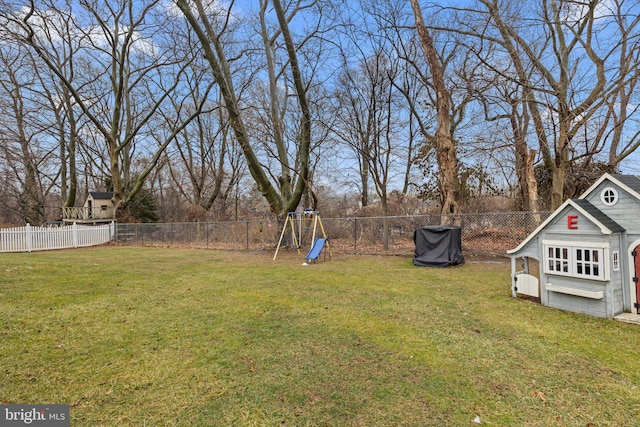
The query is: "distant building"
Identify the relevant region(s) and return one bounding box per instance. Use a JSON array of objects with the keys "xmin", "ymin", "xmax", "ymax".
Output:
[{"xmin": 63, "ymin": 192, "xmax": 116, "ymax": 223}]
